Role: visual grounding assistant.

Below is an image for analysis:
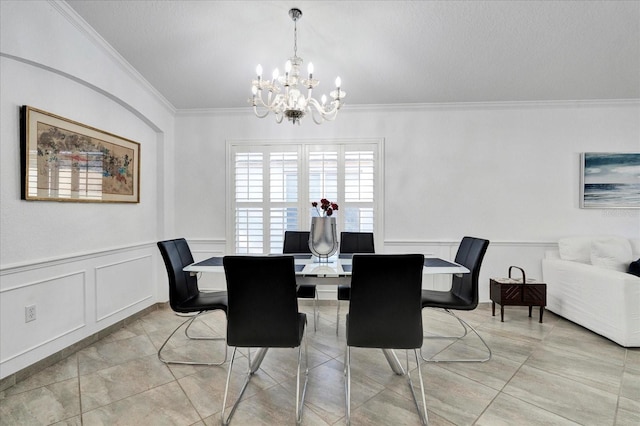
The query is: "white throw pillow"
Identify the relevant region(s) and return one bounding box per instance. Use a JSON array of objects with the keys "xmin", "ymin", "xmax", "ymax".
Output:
[
  {"xmin": 590, "ymin": 238, "xmax": 633, "ymax": 272},
  {"xmin": 558, "ymin": 237, "xmax": 593, "ymax": 263}
]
